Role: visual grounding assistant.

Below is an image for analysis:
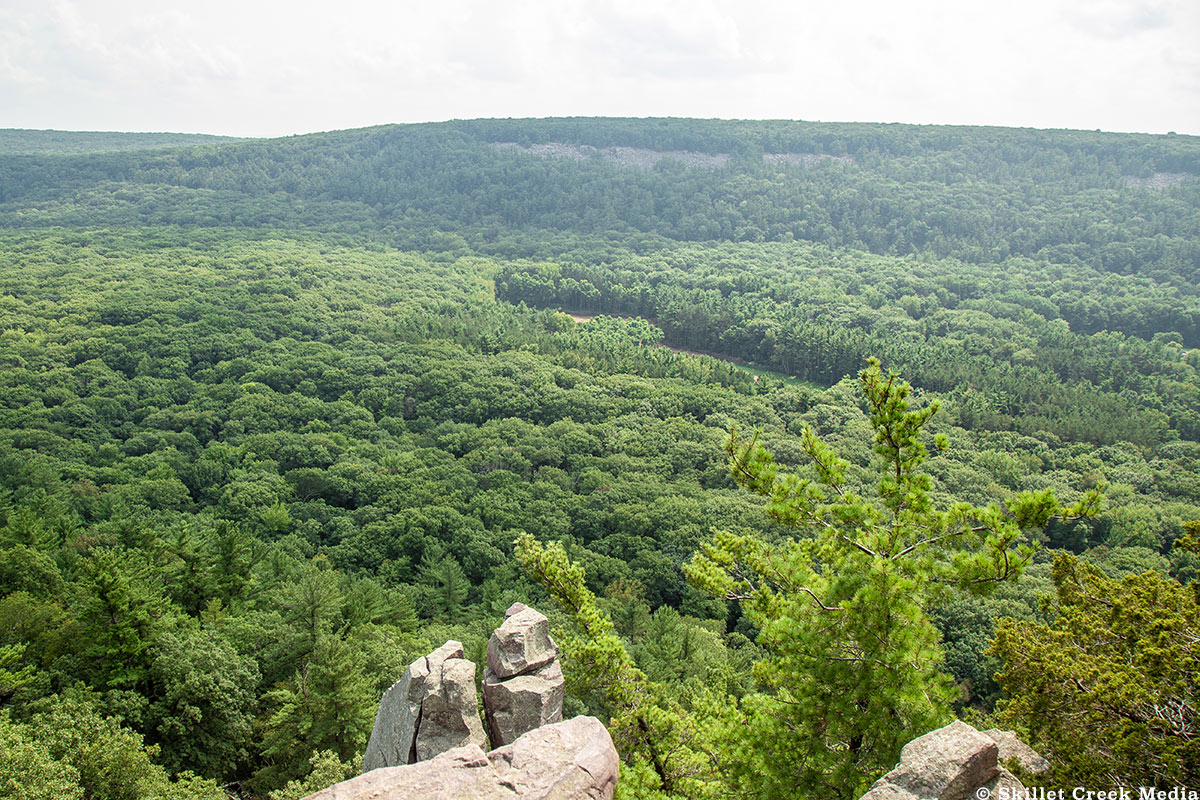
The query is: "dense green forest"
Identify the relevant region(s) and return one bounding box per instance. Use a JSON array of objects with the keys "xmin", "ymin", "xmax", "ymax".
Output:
[
  {"xmin": 2, "ymin": 119, "xmax": 1198, "ymax": 280},
  {"xmin": 1, "ymin": 120, "xmax": 1199, "ymax": 799},
  {"xmin": 0, "ymin": 129, "xmax": 243, "ymax": 157}
]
